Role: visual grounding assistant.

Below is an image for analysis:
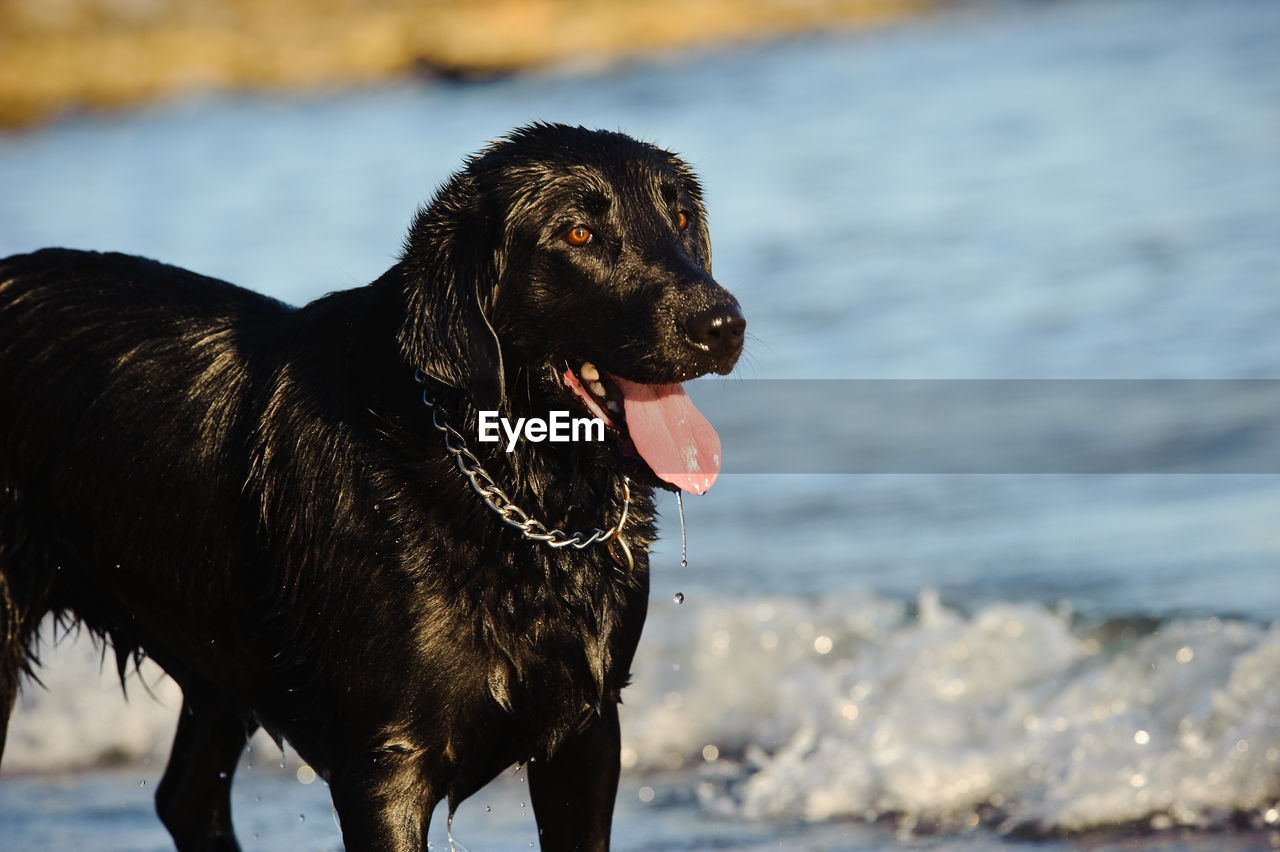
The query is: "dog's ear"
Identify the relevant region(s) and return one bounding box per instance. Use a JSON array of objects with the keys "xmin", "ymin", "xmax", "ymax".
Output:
[{"xmin": 393, "ymin": 173, "xmax": 506, "ymax": 412}]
